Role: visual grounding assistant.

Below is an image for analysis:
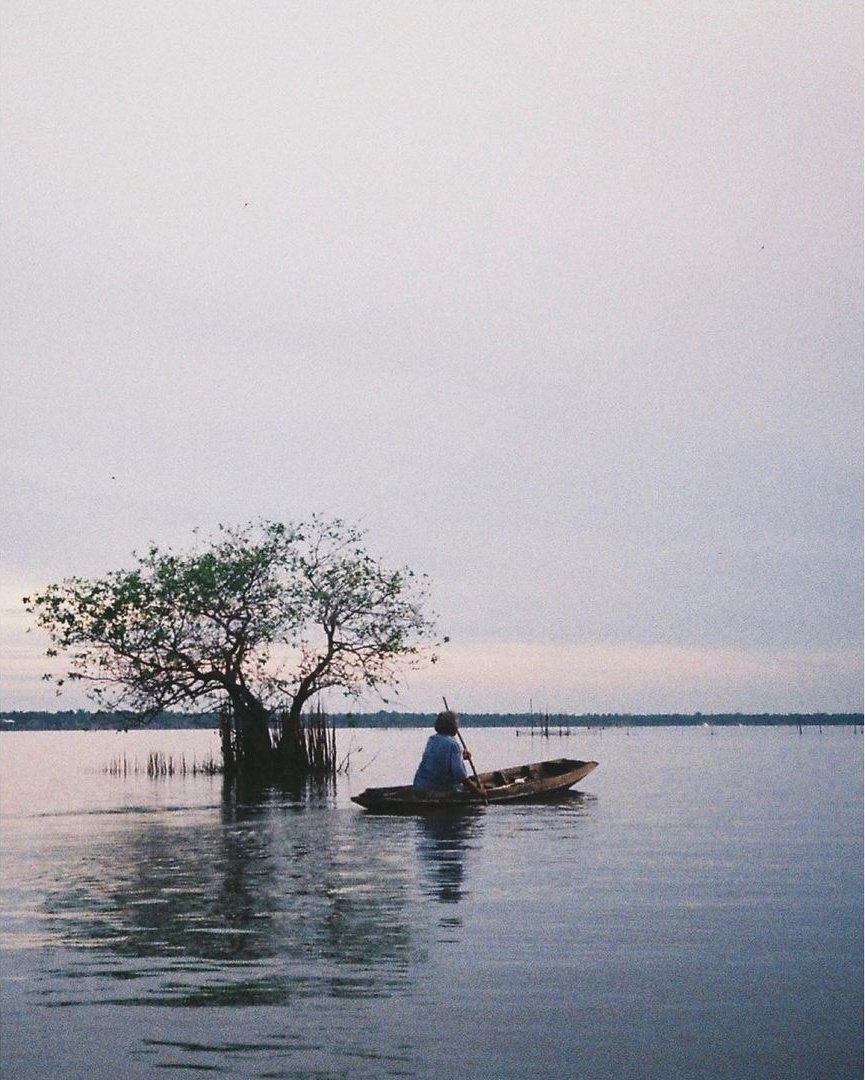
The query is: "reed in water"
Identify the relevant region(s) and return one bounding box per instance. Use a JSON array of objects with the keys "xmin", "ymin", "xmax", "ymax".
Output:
[
  {"xmin": 104, "ymin": 752, "xmax": 223, "ymax": 777},
  {"xmin": 106, "ymin": 703, "xmax": 339, "ymax": 781}
]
